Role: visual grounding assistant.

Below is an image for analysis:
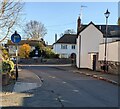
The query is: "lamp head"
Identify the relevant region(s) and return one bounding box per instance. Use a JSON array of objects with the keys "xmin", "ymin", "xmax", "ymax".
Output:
[{"xmin": 104, "ymin": 9, "xmax": 110, "ymax": 18}]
